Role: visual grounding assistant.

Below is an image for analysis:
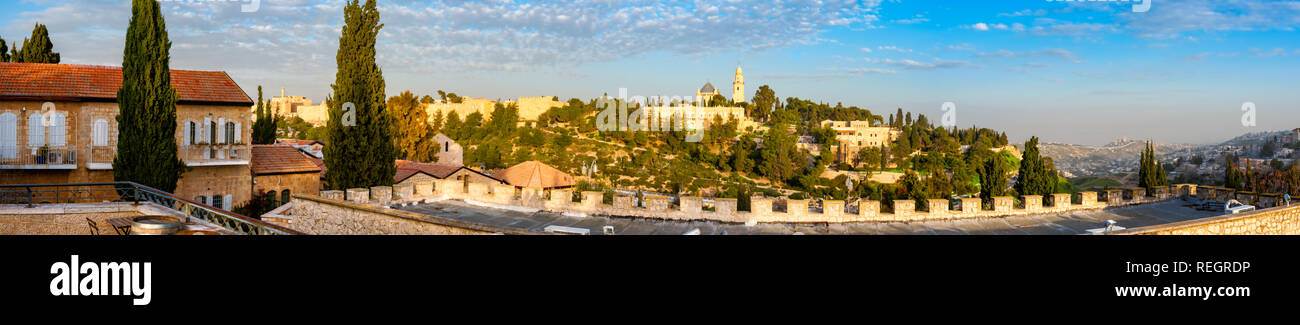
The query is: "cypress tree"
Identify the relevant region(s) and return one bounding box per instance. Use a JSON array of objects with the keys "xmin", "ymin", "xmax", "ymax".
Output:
[
  {"xmin": 1138, "ymin": 141, "xmax": 1168, "ymax": 190},
  {"xmin": 980, "ymin": 152, "xmax": 1010, "ymax": 206},
  {"xmin": 0, "ymin": 37, "xmax": 8, "ymax": 62},
  {"xmin": 14, "ymin": 23, "xmax": 61, "ymax": 63},
  {"xmin": 113, "ymin": 0, "xmax": 186, "ymax": 192},
  {"xmin": 323, "ymin": 0, "xmax": 395, "ymax": 190},
  {"xmin": 1015, "ymin": 136, "xmax": 1055, "ymax": 199},
  {"xmin": 252, "ymin": 86, "xmax": 276, "ymax": 144}
]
